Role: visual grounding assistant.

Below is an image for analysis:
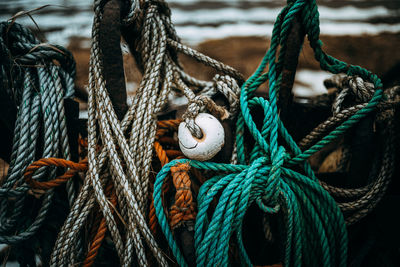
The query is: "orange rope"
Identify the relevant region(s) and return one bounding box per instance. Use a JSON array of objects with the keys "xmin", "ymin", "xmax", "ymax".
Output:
[
  {"xmin": 83, "ymin": 182, "xmax": 117, "ymax": 267},
  {"xmin": 22, "ymin": 119, "xmax": 201, "ymax": 265},
  {"xmin": 78, "ymin": 137, "xmax": 88, "ymax": 148},
  {"xmin": 156, "ymin": 119, "xmax": 181, "ymax": 130},
  {"xmin": 148, "ymin": 140, "xmax": 171, "ymax": 234},
  {"xmin": 24, "ymin": 157, "xmax": 88, "ymax": 191},
  {"xmin": 21, "ymin": 140, "xmax": 115, "ymax": 267},
  {"xmin": 149, "ymin": 119, "xmax": 202, "ymax": 234},
  {"xmin": 148, "ymin": 119, "xmax": 182, "ymax": 235},
  {"xmin": 169, "ymin": 163, "xmax": 196, "ymax": 229}
]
